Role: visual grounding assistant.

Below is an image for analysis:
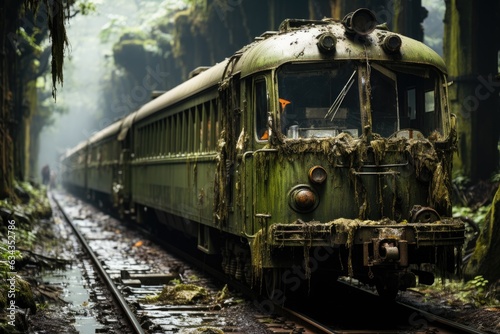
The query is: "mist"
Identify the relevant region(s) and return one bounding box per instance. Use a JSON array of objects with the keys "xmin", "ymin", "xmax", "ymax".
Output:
[{"xmin": 37, "ymin": 0, "xmax": 184, "ymax": 179}]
